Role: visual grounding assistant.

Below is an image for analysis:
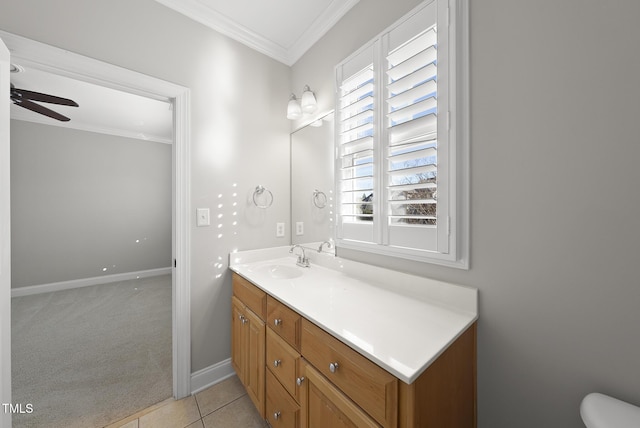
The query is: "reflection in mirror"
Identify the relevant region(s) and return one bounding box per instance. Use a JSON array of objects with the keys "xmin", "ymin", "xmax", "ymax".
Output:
[{"xmin": 291, "ymin": 111, "xmax": 335, "ymax": 253}]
